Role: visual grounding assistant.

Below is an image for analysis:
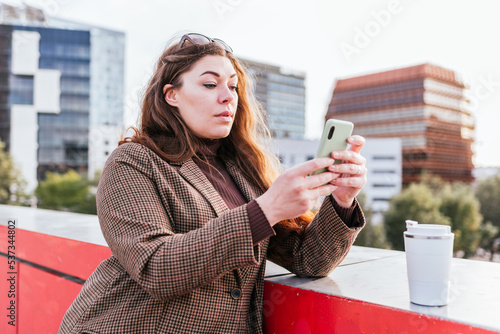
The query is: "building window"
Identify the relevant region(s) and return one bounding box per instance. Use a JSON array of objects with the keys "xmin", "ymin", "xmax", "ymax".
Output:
[
  {"xmin": 372, "ymin": 170, "xmax": 396, "ymax": 174},
  {"xmin": 9, "ymin": 75, "xmax": 34, "ymax": 105},
  {"xmin": 373, "ymin": 184, "xmax": 396, "ymax": 188},
  {"xmin": 373, "ymin": 156, "xmax": 396, "ymax": 160}
]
